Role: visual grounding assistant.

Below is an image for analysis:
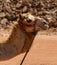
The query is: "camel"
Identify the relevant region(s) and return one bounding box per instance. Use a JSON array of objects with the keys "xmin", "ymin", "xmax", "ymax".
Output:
[{"xmin": 0, "ymin": 13, "xmax": 48, "ymax": 60}]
